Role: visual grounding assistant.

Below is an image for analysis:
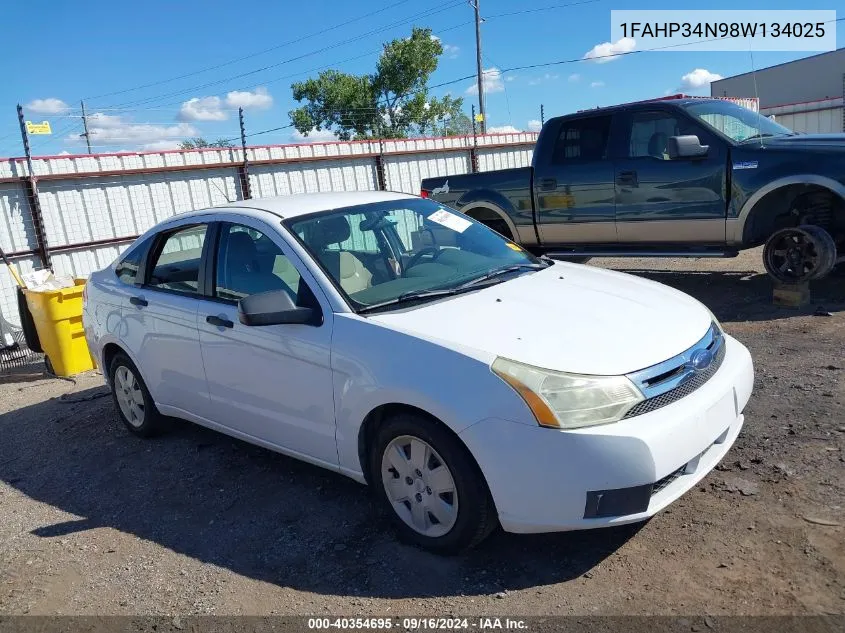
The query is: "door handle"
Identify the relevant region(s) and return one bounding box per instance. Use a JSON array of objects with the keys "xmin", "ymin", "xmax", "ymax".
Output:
[
  {"xmin": 206, "ymin": 315, "xmax": 234, "ymax": 329},
  {"xmin": 129, "ymin": 296, "xmax": 147, "ymax": 307},
  {"xmin": 539, "ymin": 177, "xmax": 557, "ymax": 191},
  {"xmin": 617, "ymin": 170, "xmax": 638, "ymax": 186}
]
